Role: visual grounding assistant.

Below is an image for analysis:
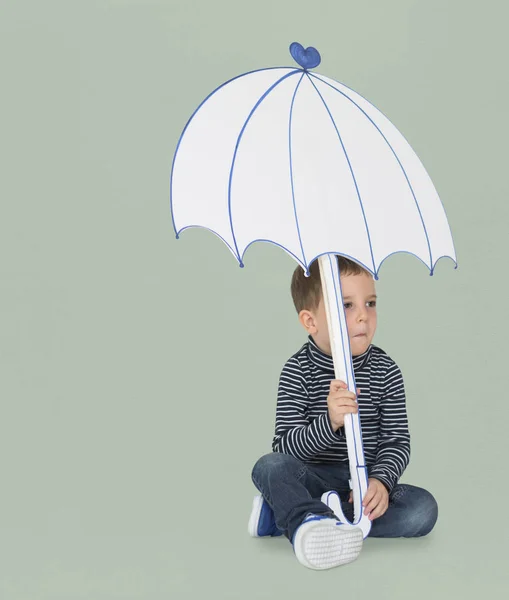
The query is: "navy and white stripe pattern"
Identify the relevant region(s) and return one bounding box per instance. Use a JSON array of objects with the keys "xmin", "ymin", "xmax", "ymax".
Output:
[{"xmin": 272, "ymin": 336, "xmax": 410, "ymax": 492}]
